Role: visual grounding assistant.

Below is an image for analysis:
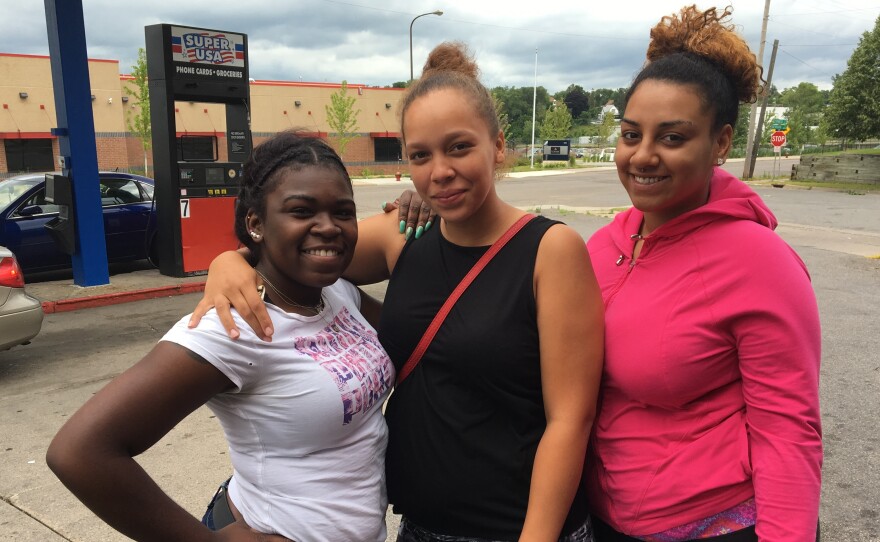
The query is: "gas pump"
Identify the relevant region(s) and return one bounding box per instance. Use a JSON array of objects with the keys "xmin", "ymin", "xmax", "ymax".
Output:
[{"xmin": 145, "ymin": 24, "xmax": 251, "ymax": 276}]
